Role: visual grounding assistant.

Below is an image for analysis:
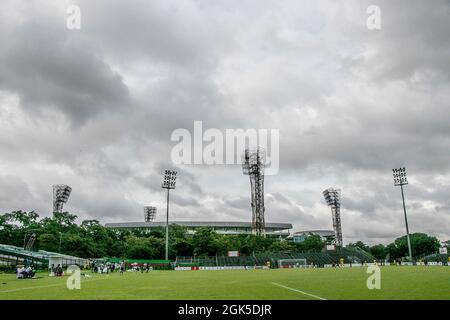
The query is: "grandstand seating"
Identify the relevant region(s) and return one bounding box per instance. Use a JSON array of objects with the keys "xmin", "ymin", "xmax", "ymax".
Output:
[
  {"xmin": 414, "ymin": 252, "xmax": 449, "ymax": 263},
  {"xmin": 176, "ymin": 247, "xmax": 377, "ymax": 267},
  {"xmin": 0, "ymin": 243, "xmax": 89, "ymax": 268}
]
